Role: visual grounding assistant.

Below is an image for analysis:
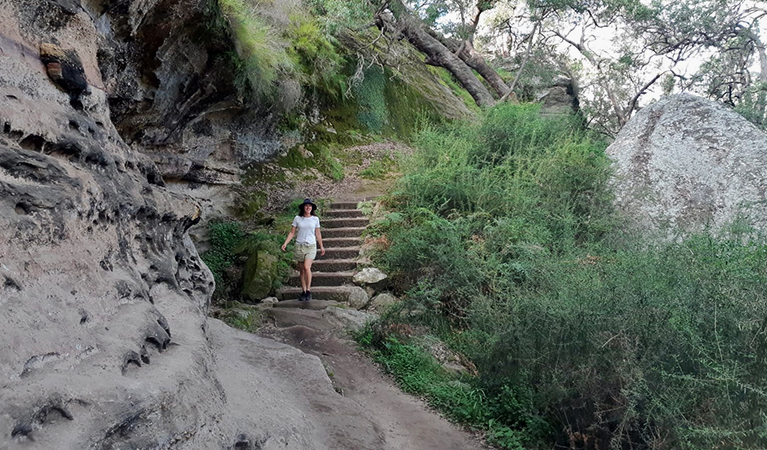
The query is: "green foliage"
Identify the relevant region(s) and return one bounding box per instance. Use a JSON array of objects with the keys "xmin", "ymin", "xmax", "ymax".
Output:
[
  {"xmin": 359, "ymin": 156, "xmax": 396, "ymax": 180},
  {"xmin": 200, "ymin": 220, "xmax": 246, "ymax": 288},
  {"xmin": 217, "ymin": 0, "xmax": 293, "ymax": 99},
  {"xmin": 429, "ymin": 66, "xmax": 481, "ymax": 114},
  {"xmin": 356, "ymin": 324, "xmax": 547, "ymax": 449},
  {"xmin": 372, "ymin": 103, "xmax": 767, "ymax": 449},
  {"xmin": 277, "ymin": 143, "xmax": 345, "ymax": 181},
  {"xmin": 305, "ymin": 0, "xmax": 375, "ymax": 34},
  {"xmin": 734, "ymin": 82, "xmax": 767, "ymax": 130},
  {"xmin": 286, "ymin": 15, "xmax": 346, "ymax": 98}
]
